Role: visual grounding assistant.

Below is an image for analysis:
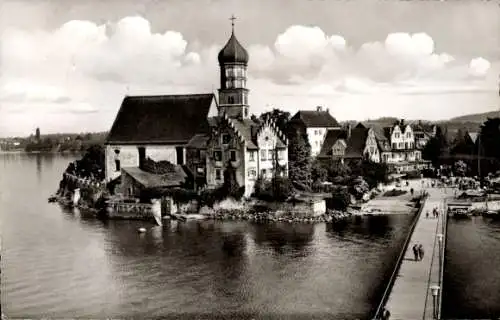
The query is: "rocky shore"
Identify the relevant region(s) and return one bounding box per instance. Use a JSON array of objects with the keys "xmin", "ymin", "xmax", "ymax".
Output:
[{"xmin": 198, "ymin": 208, "xmax": 351, "ymax": 223}]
